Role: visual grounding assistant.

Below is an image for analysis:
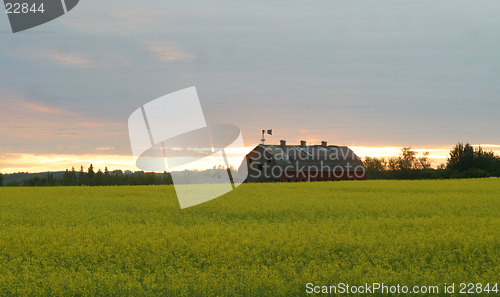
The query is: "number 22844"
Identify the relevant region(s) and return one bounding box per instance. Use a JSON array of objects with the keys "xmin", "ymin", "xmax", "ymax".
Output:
[
  {"xmin": 5, "ymin": 3, "xmax": 45, "ymax": 13},
  {"xmin": 459, "ymin": 283, "xmax": 498, "ymax": 294}
]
